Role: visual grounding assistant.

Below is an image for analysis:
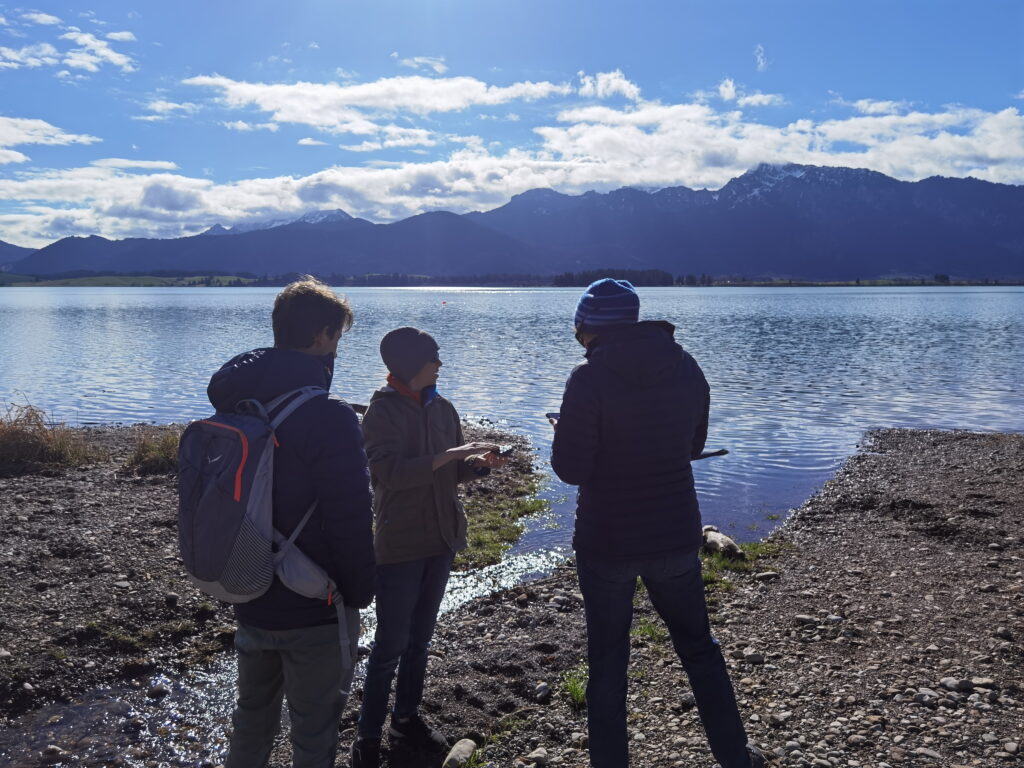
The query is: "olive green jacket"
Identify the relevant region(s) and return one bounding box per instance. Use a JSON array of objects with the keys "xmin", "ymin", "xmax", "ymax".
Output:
[{"xmin": 361, "ymin": 387, "xmax": 479, "ymax": 565}]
